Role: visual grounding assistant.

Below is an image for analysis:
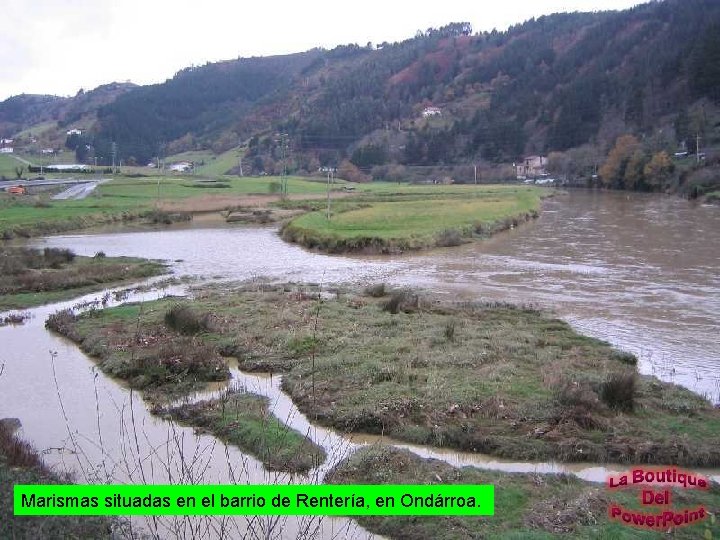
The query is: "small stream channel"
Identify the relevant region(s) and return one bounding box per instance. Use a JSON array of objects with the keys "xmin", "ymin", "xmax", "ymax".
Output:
[{"xmin": 2, "ymin": 189, "xmax": 719, "ymax": 538}]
